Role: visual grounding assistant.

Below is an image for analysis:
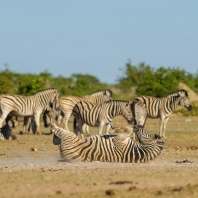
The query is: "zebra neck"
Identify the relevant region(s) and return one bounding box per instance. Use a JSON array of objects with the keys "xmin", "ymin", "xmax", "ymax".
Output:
[
  {"xmin": 109, "ymin": 106, "xmax": 123, "ymax": 118},
  {"xmin": 51, "ymin": 123, "xmax": 73, "ymax": 138},
  {"xmin": 168, "ymin": 97, "xmax": 180, "ymax": 111}
]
